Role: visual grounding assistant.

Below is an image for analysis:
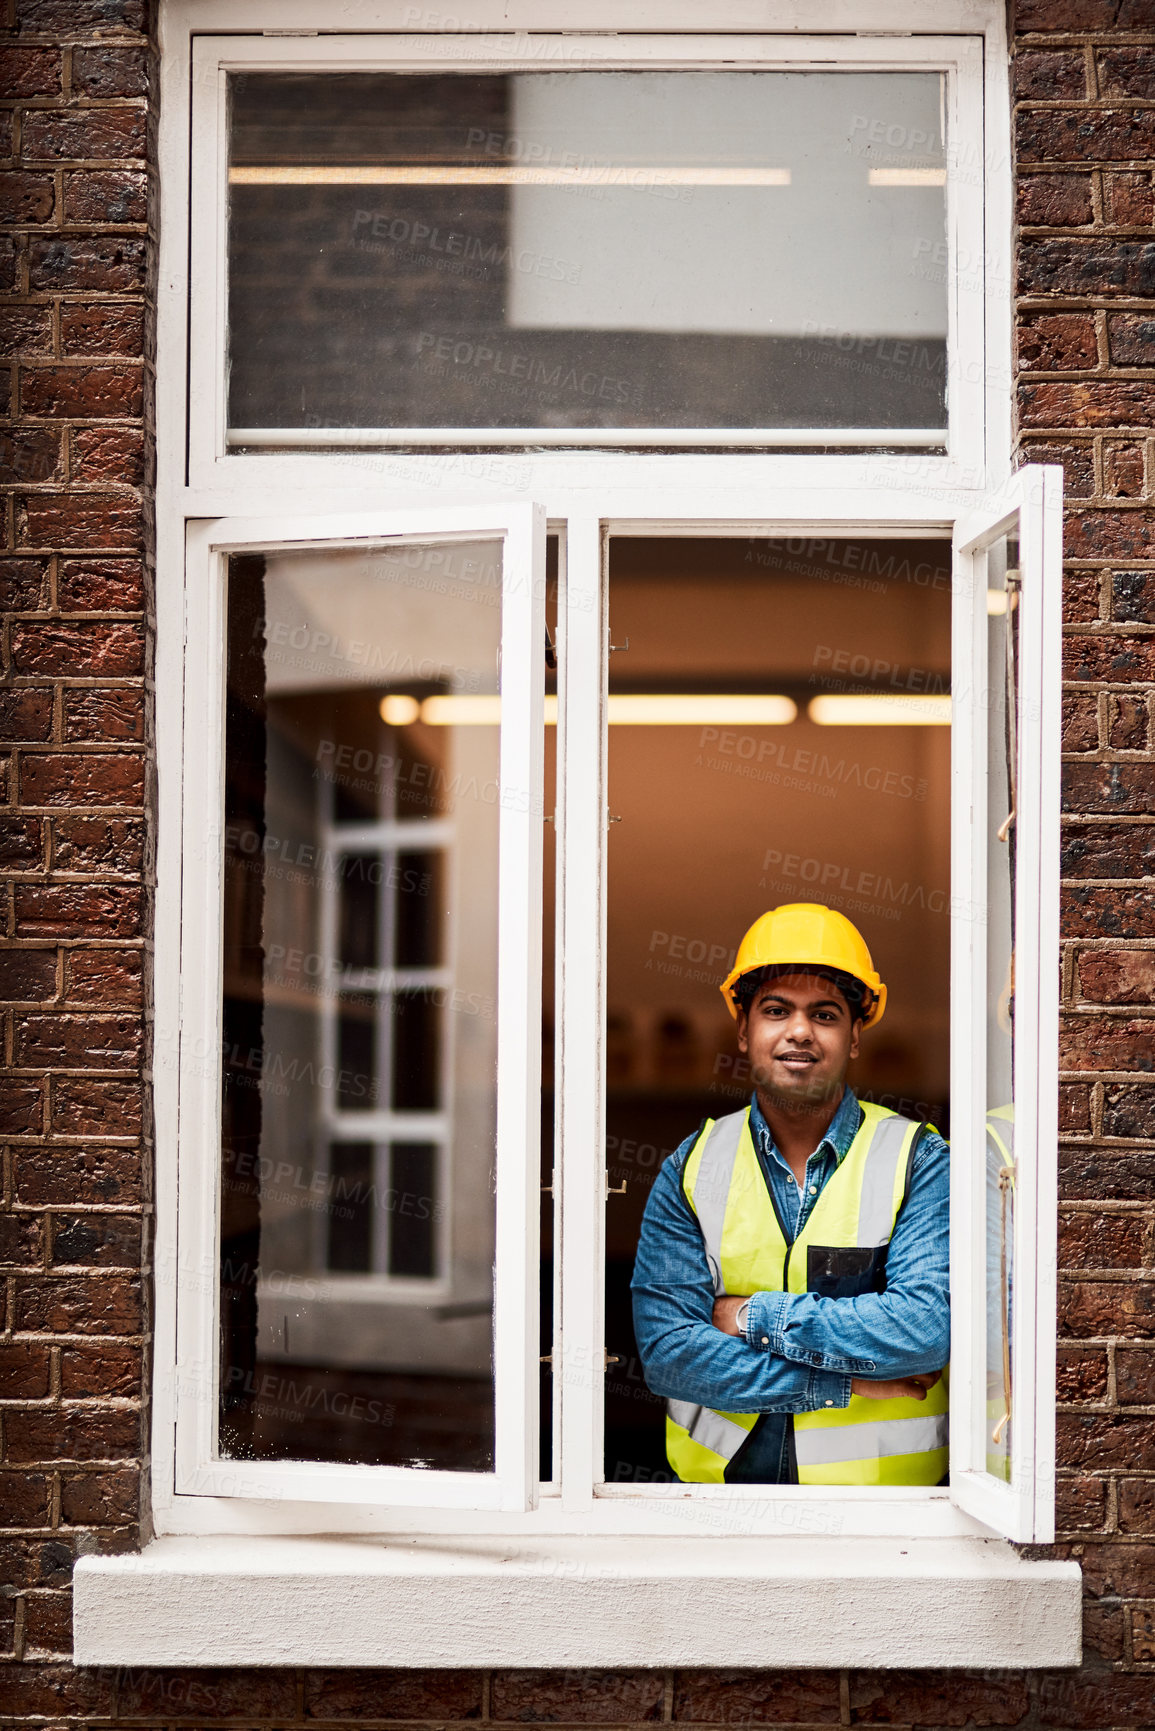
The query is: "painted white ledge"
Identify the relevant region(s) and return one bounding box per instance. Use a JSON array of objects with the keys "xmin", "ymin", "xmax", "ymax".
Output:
[{"xmin": 75, "ymin": 1535, "xmax": 1081, "ymax": 1668}]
